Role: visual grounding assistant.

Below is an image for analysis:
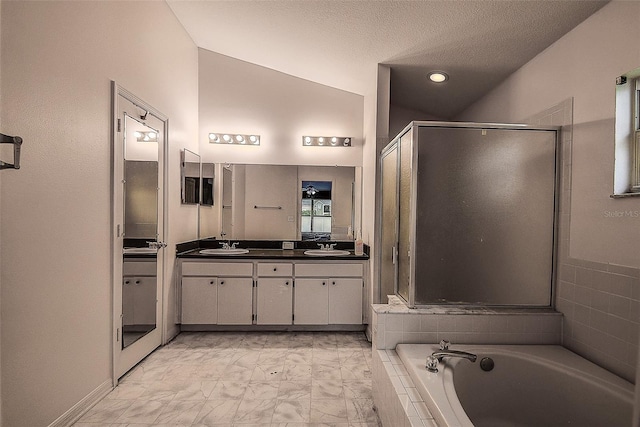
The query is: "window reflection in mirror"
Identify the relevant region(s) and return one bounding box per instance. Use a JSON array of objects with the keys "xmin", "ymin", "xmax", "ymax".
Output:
[
  {"xmin": 301, "ymin": 181, "xmax": 332, "ymax": 241},
  {"xmin": 202, "ymin": 163, "xmax": 215, "ymax": 206},
  {"xmin": 210, "ymin": 164, "xmax": 360, "ymax": 241},
  {"xmin": 181, "ymin": 149, "xmax": 200, "ymax": 204}
]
